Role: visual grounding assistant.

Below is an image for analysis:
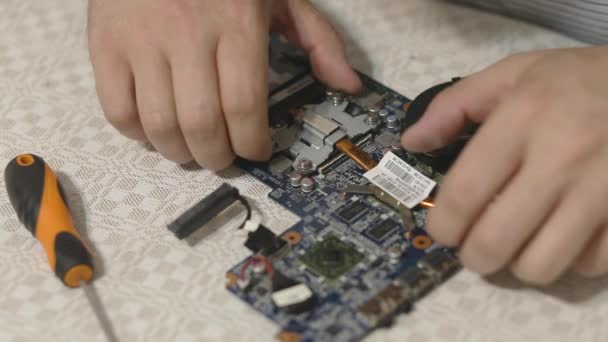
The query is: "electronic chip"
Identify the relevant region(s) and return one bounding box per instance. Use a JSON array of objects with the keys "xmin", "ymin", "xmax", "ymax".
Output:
[
  {"xmin": 365, "ymin": 219, "xmax": 398, "ymax": 242},
  {"xmin": 306, "ymin": 218, "xmax": 328, "ymax": 232},
  {"xmin": 337, "ymin": 200, "xmax": 368, "ymax": 221},
  {"xmin": 300, "ymin": 234, "xmax": 364, "ymax": 280}
]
